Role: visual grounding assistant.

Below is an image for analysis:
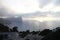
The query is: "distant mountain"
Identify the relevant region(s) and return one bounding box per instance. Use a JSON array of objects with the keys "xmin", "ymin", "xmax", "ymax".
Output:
[
  {"xmin": 6, "ymin": 17, "xmax": 22, "ymax": 23},
  {"xmin": 0, "ymin": 18, "xmax": 11, "ymax": 26},
  {"xmin": 4, "ymin": 17, "xmax": 23, "ymax": 31},
  {"xmin": 0, "ymin": 16, "xmax": 22, "ymax": 30}
]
